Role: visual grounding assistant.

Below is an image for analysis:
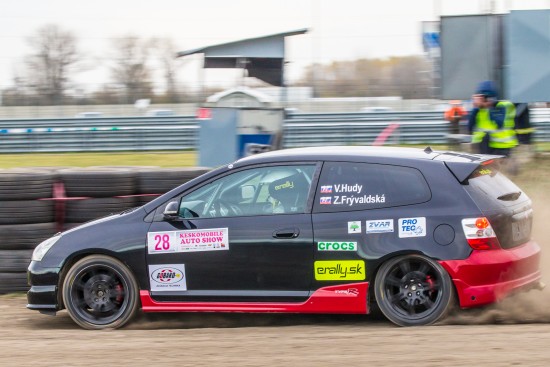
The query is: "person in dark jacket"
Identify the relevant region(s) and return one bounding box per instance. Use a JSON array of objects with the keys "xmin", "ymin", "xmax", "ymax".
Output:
[{"xmin": 468, "ymin": 81, "xmax": 518, "ymax": 156}]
